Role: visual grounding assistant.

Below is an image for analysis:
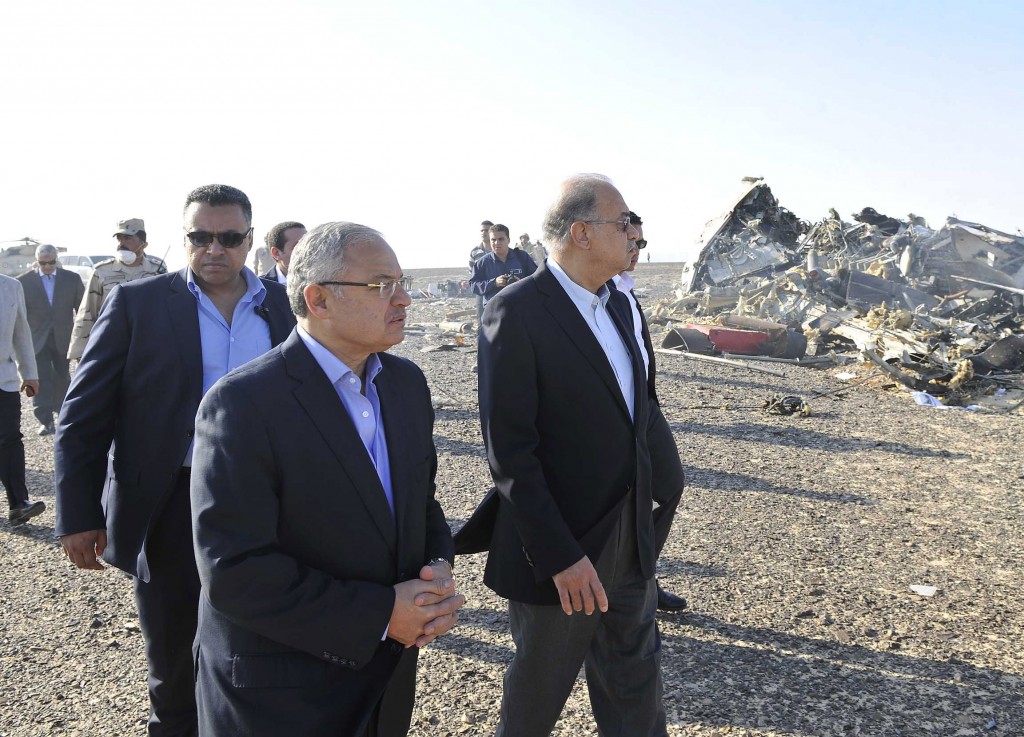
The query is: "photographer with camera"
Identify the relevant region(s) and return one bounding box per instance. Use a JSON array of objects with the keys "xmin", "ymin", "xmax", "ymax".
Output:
[{"xmin": 469, "ymin": 223, "xmax": 538, "ymax": 310}]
